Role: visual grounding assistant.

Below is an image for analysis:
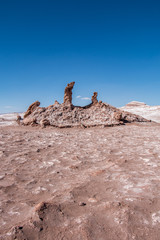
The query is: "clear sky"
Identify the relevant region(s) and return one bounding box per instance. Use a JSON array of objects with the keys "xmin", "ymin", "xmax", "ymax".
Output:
[{"xmin": 0, "ymin": 0, "xmax": 160, "ymax": 113}]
